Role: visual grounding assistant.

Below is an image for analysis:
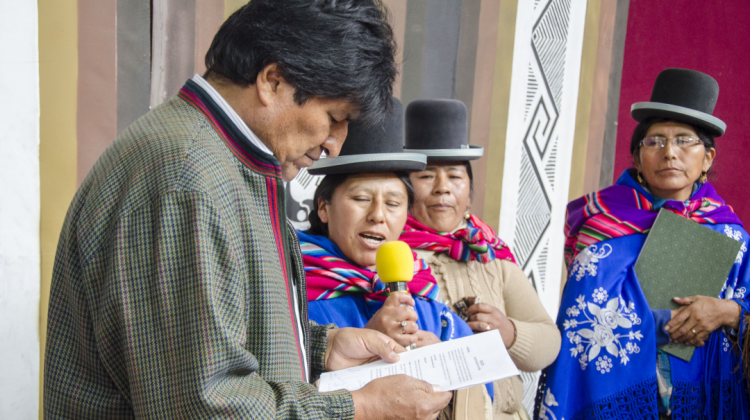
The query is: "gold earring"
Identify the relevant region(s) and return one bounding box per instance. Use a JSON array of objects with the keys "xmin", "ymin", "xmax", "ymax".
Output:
[
  {"xmin": 464, "ymin": 211, "xmax": 471, "ymax": 220},
  {"xmin": 637, "ymin": 172, "xmax": 644, "ymax": 184},
  {"xmin": 700, "ymin": 171, "xmax": 707, "ymax": 183}
]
